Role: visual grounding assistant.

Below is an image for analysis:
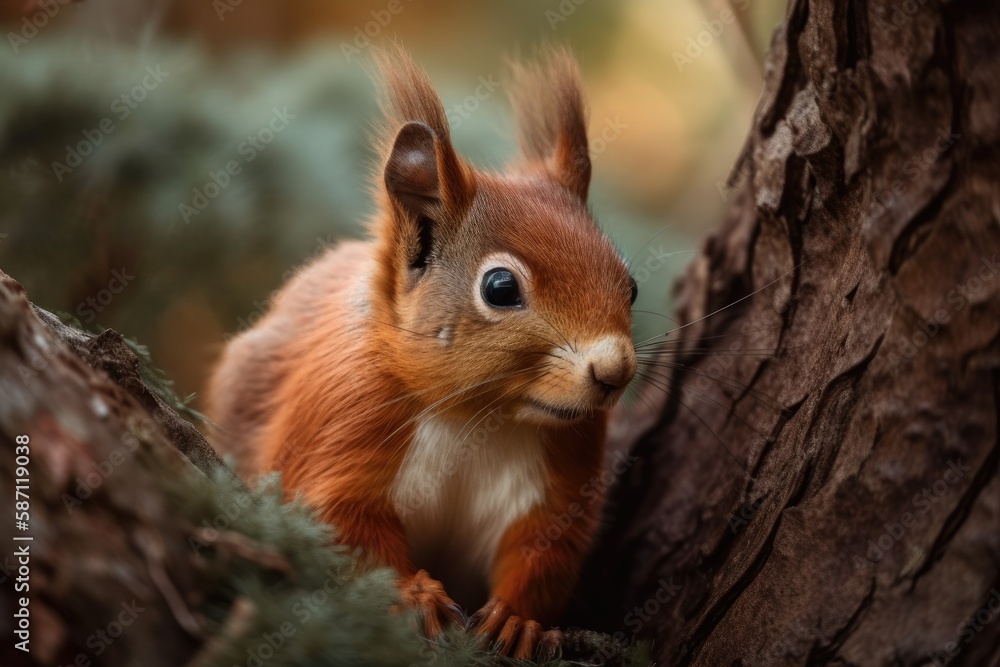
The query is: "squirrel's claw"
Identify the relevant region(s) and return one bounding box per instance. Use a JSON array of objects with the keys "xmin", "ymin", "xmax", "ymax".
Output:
[
  {"xmin": 467, "ymin": 594, "xmax": 503, "ymax": 632},
  {"xmin": 447, "ymin": 602, "xmax": 468, "ymax": 626},
  {"xmin": 469, "ymin": 595, "xmax": 560, "ymax": 660},
  {"xmin": 396, "ymin": 570, "xmax": 464, "ymax": 638}
]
